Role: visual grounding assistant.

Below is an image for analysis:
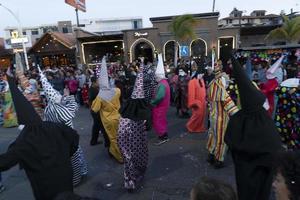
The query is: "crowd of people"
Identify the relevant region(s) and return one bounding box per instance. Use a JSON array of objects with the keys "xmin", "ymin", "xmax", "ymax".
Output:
[{"xmin": 0, "ymin": 48, "xmax": 299, "ymax": 200}]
